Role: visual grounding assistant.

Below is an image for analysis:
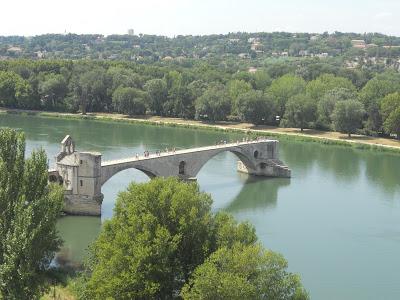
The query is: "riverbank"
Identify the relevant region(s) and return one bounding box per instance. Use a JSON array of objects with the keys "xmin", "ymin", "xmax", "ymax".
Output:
[{"xmin": 1, "ymin": 107, "xmax": 400, "ymax": 153}]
